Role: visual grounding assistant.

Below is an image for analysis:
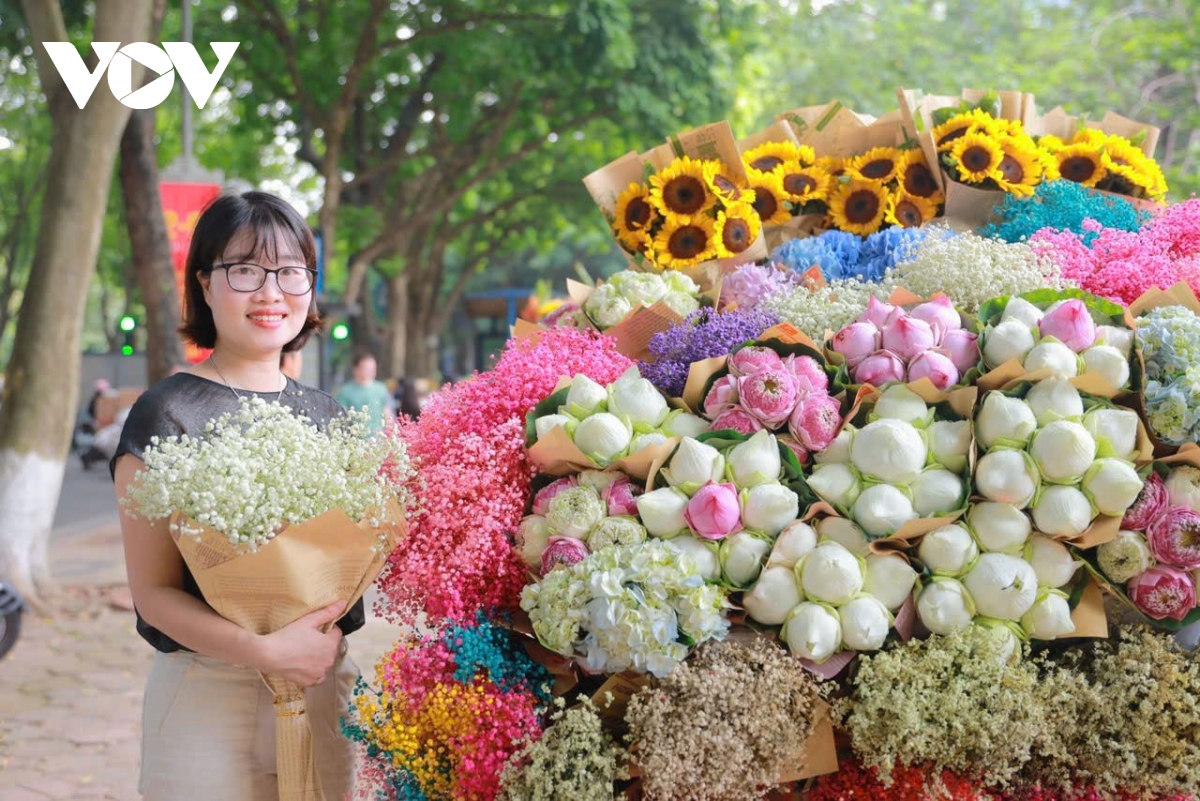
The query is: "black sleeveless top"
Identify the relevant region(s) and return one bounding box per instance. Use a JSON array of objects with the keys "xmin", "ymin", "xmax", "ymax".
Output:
[{"xmin": 111, "ymin": 372, "xmax": 366, "ymax": 652}]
